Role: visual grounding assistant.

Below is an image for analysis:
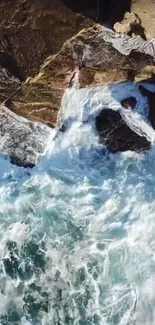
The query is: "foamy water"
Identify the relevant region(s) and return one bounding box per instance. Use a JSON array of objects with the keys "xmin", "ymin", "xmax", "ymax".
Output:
[{"xmin": 0, "ymin": 82, "xmax": 155, "ymax": 325}]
